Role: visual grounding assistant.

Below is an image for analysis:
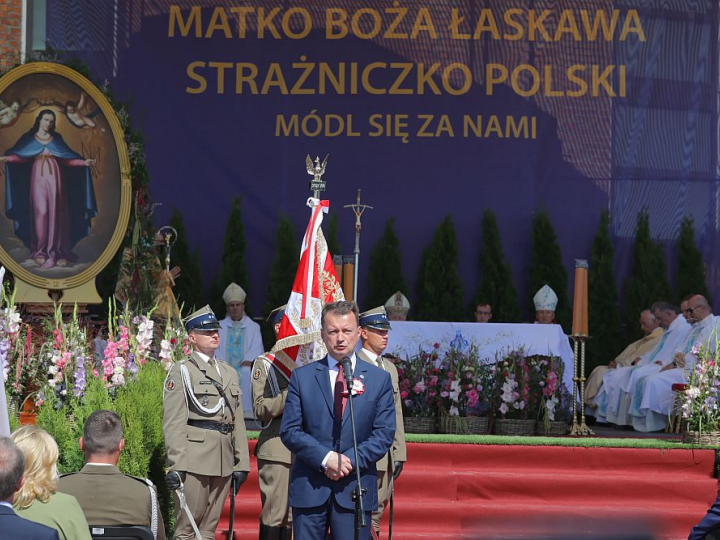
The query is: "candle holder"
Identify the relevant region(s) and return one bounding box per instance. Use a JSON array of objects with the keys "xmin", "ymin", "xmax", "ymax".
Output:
[{"xmin": 570, "ymin": 334, "xmax": 594, "ymax": 436}]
